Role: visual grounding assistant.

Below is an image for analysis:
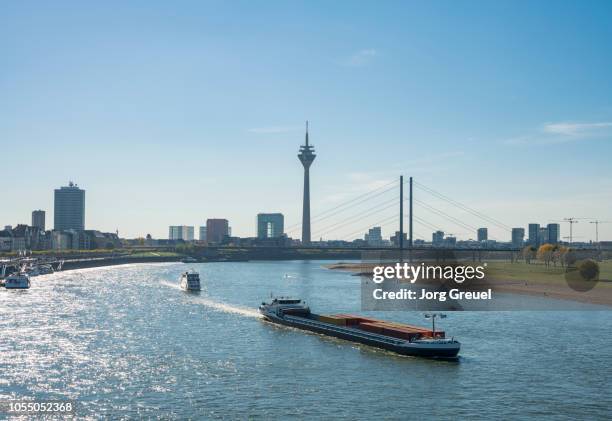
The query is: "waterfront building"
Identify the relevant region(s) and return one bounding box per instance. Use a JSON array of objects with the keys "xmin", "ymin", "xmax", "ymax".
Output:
[
  {"xmin": 80, "ymin": 230, "xmax": 121, "ymax": 249},
  {"xmin": 477, "ymin": 228, "xmax": 488, "ymax": 242},
  {"xmin": 206, "ymin": 219, "xmax": 229, "ymax": 244},
  {"xmin": 547, "ymin": 223, "xmax": 560, "ymax": 244},
  {"xmin": 364, "ymin": 227, "xmax": 383, "ymax": 246},
  {"xmin": 298, "ymin": 121, "xmax": 316, "ymax": 245},
  {"xmin": 10, "ymin": 225, "xmax": 32, "ymax": 251},
  {"xmin": 528, "ymin": 223, "xmax": 540, "ymax": 246},
  {"xmin": 390, "ymin": 231, "xmax": 408, "ymax": 247},
  {"xmin": 52, "ymin": 230, "xmax": 72, "ymax": 250},
  {"xmin": 54, "ymin": 182, "xmax": 85, "ymax": 231},
  {"xmin": 432, "ymin": 230, "xmax": 444, "ymax": 246},
  {"xmin": 444, "ymin": 236, "xmax": 457, "ymax": 247},
  {"xmin": 168, "ymin": 226, "xmax": 194, "ymax": 241},
  {"xmin": 199, "ymin": 226, "xmax": 207, "ymax": 241},
  {"xmin": 257, "ymin": 213, "xmax": 284, "ymax": 239},
  {"xmin": 0, "ymin": 229, "xmax": 11, "ymax": 251},
  {"xmin": 32, "ymin": 210, "xmax": 46, "ymax": 231},
  {"xmin": 512, "ymin": 228, "xmax": 525, "ymax": 248}
]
